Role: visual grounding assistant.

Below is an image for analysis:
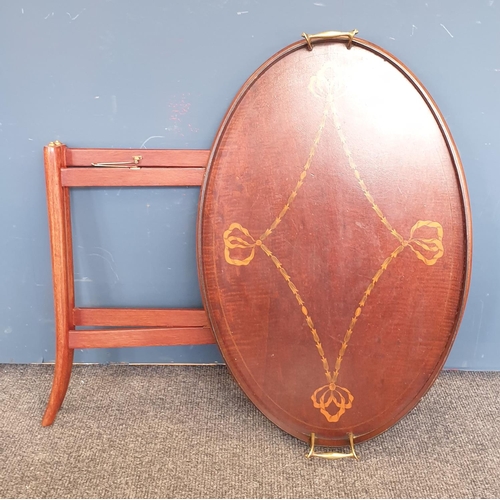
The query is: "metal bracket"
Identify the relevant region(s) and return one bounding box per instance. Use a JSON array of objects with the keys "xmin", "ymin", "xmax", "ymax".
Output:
[
  {"xmin": 302, "ymin": 29, "xmax": 359, "ymax": 51},
  {"xmin": 91, "ymin": 156, "xmax": 143, "ymax": 170},
  {"xmin": 306, "ymin": 432, "xmax": 359, "ymax": 461}
]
